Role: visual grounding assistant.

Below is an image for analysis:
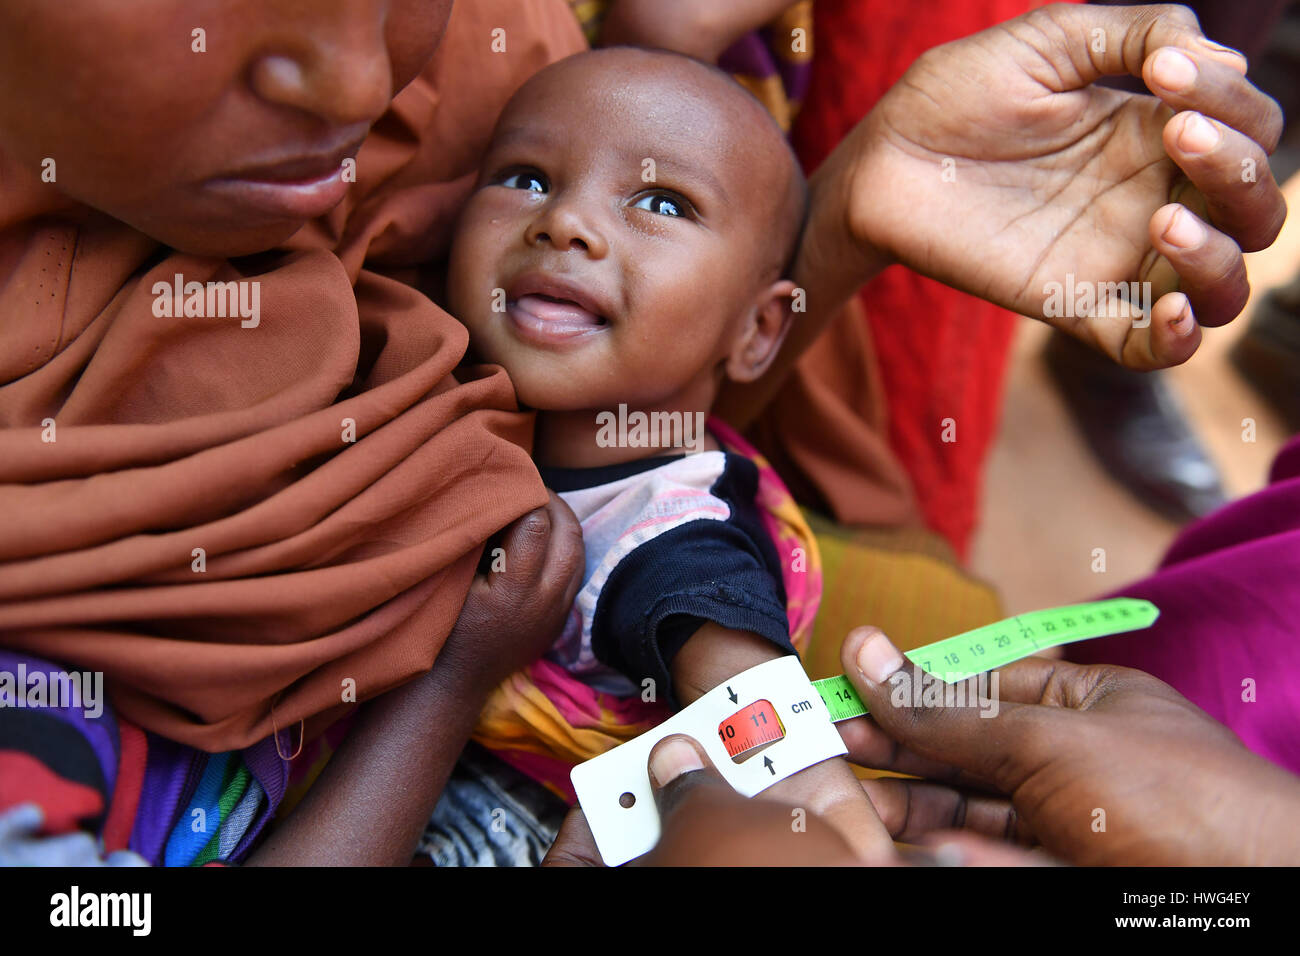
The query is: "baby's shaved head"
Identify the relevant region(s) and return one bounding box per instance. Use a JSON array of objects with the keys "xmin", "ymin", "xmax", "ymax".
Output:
[
  {"xmin": 593, "ymin": 46, "xmax": 808, "ymax": 273},
  {"xmin": 494, "ymin": 45, "xmax": 808, "ymax": 279}
]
